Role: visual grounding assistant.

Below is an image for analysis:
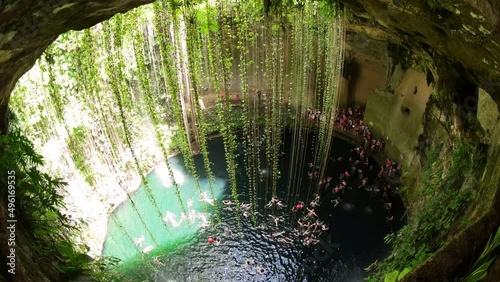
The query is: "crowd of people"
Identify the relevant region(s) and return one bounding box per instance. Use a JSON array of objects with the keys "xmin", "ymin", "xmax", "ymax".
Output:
[
  {"xmin": 305, "ymin": 106, "xmax": 402, "ymax": 224},
  {"xmin": 198, "ymin": 105, "xmax": 402, "ymax": 274},
  {"xmin": 290, "ymin": 194, "xmax": 330, "ymax": 246}
]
